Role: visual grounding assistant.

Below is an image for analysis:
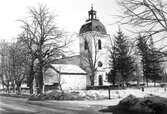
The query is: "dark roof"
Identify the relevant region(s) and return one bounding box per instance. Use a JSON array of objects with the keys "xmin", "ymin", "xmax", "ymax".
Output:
[{"xmin": 79, "ymin": 19, "xmax": 107, "ymax": 34}]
